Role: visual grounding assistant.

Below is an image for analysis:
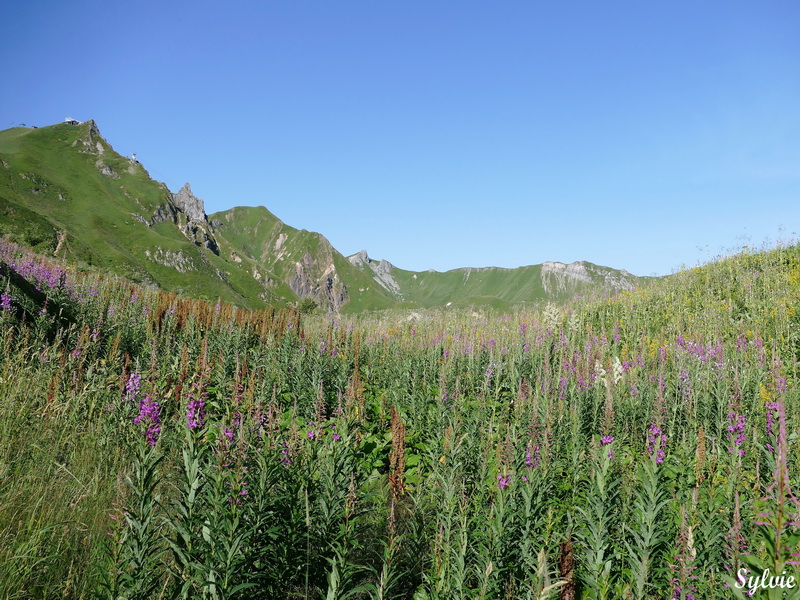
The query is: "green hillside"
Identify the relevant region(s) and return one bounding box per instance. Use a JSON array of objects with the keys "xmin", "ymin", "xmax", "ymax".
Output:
[
  {"xmin": 210, "ymin": 205, "xmax": 399, "ymax": 312},
  {"xmin": 0, "ymin": 121, "xmax": 647, "ymax": 312},
  {"xmin": 0, "ymin": 122, "xmax": 268, "ymax": 308},
  {"xmin": 348, "ymin": 254, "xmax": 647, "ymax": 309}
]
